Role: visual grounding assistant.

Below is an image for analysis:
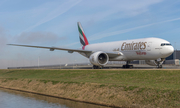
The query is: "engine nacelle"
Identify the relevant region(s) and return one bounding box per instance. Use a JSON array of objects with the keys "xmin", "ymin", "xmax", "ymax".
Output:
[
  {"xmin": 145, "ymin": 60, "xmax": 157, "ymax": 66},
  {"xmin": 89, "ymin": 51, "xmax": 109, "ymax": 66}
]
